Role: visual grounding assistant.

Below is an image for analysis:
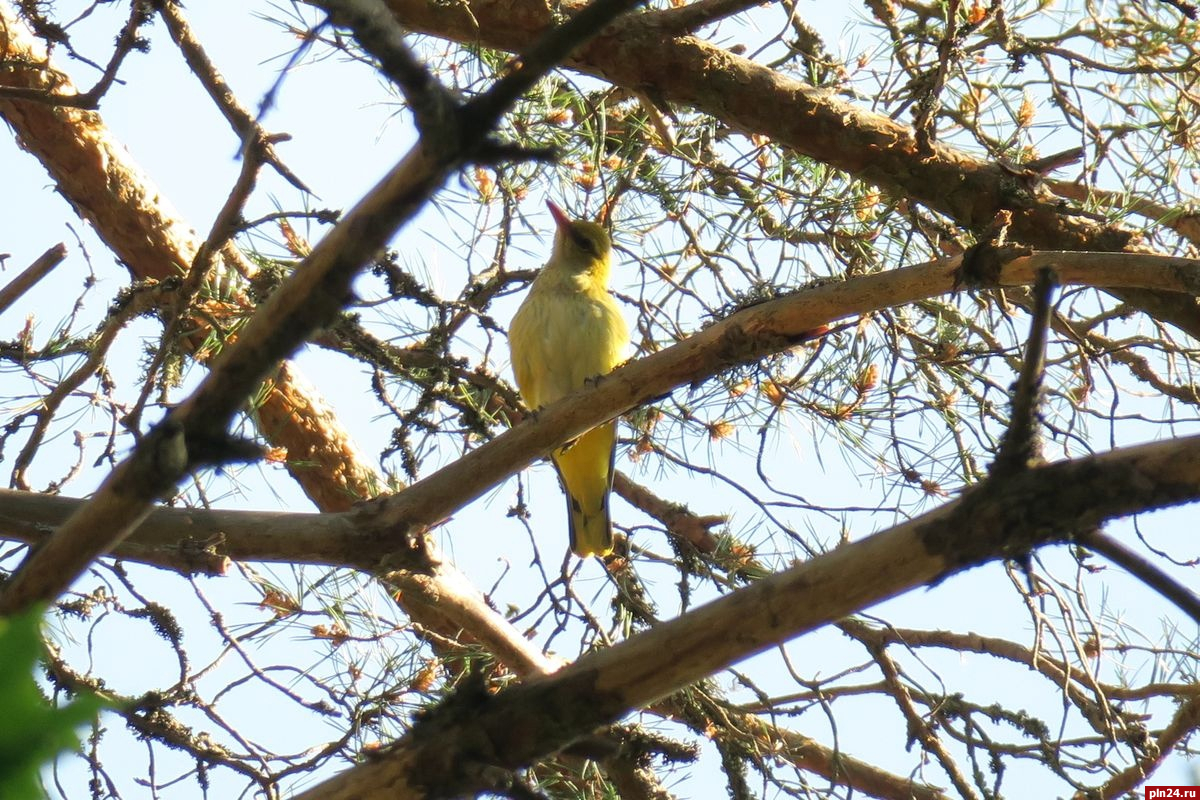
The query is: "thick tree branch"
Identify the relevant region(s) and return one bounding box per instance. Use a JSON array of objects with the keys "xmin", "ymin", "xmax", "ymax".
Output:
[
  {"xmin": 636, "ymin": 0, "xmax": 765, "ymax": 35},
  {"xmin": 1046, "ymin": 178, "xmax": 1200, "ymax": 248},
  {"xmin": 295, "ymin": 432, "xmax": 1200, "ymax": 798},
  {"xmin": 0, "ymin": 1, "xmax": 378, "ymax": 511},
  {"xmin": 1, "ymin": 500, "xmax": 938, "ymax": 798},
  {"xmin": 0, "ymin": 137, "xmax": 453, "ymax": 613},
  {"xmin": 992, "ymin": 266, "xmax": 1056, "ymax": 477},
  {"xmin": 365, "ymin": 251, "xmax": 1200, "ymax": 541},
  {"xmin": 5, "ymin": 249, "xmax": 1196, "ymax": 796},
  {"xmin": 0, "ymin": 0, "xmax": 152, "ymax": 108},
  {"xmin": 0, "ymin": 0, "xmax": 644, "ymax": 613},
  {"xmin": 3, "ymin": 251, "xmax": 1197, "ymax": 573},
  {"xmin": 4, "ymin": 3, "xmax": 1196, "ymax": 795},
  {"xmin": 380, "ymin": 0, "xmax": 1200, "ymax": 339},
  {"xmin": 7, "ymin": 249, "xmax": 1193, "ymax": 792}
]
